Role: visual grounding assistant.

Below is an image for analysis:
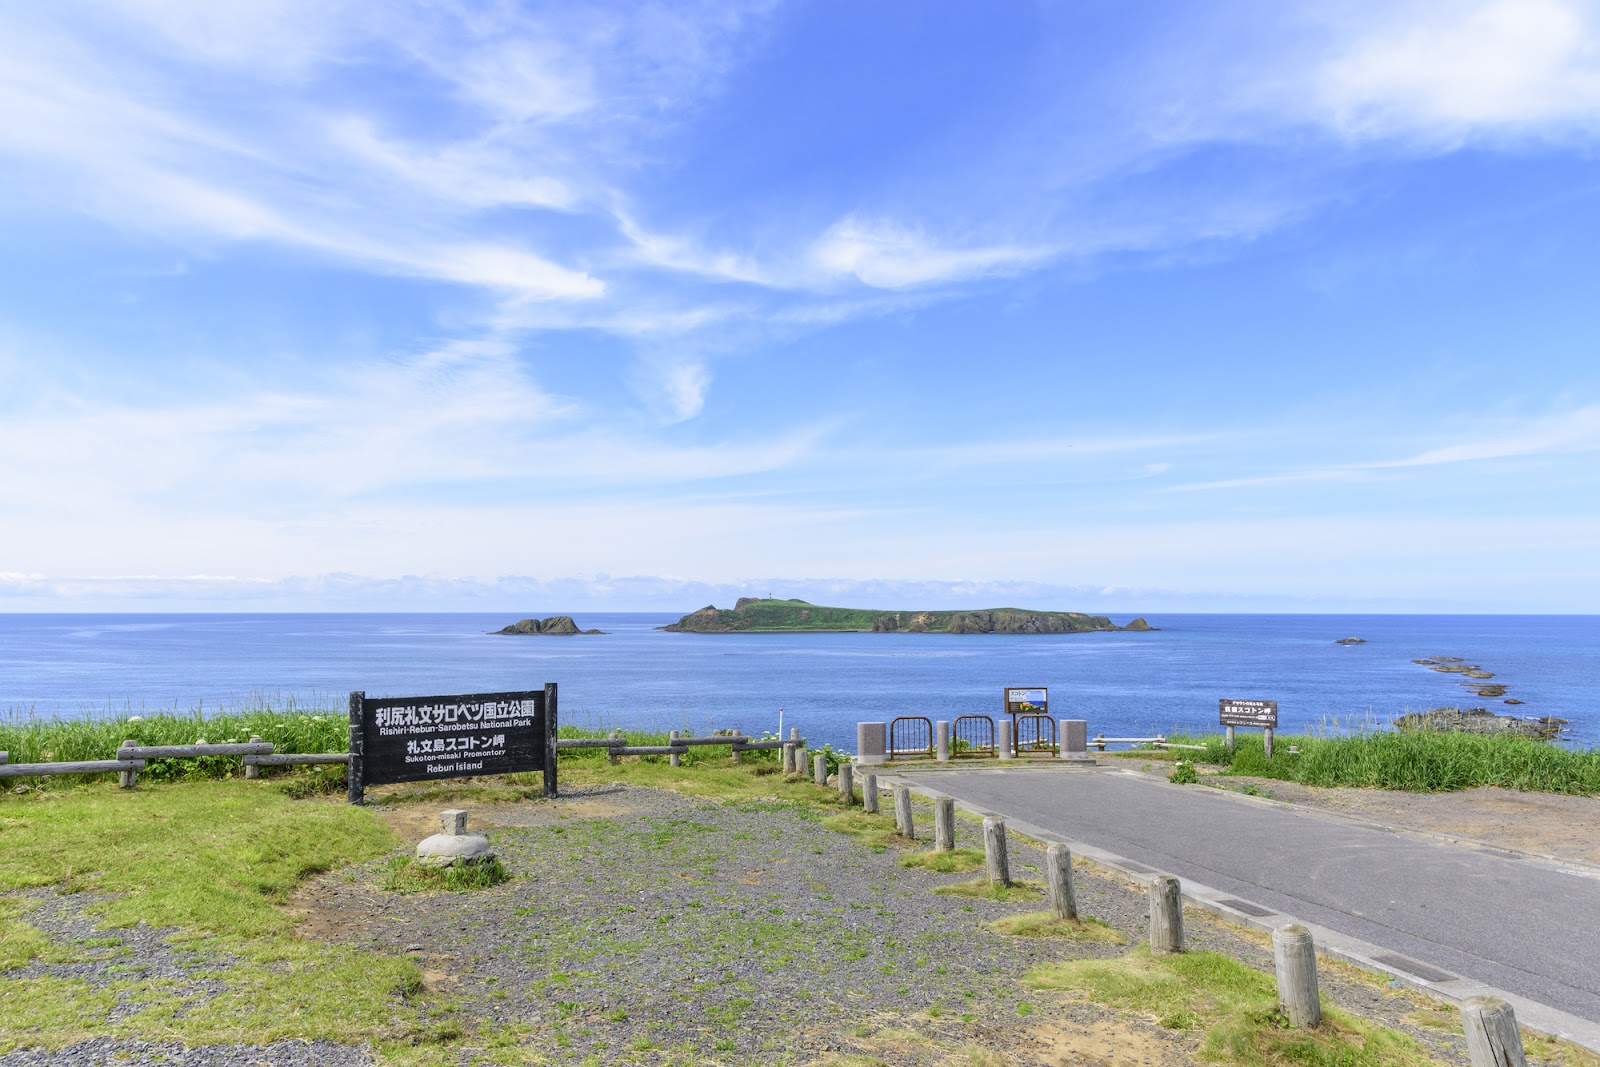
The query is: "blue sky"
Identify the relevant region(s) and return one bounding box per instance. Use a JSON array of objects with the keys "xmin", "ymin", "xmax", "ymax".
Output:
[{"xmin": 2, "ymin": 0, "xmax": 1598, "ymax": 613}]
